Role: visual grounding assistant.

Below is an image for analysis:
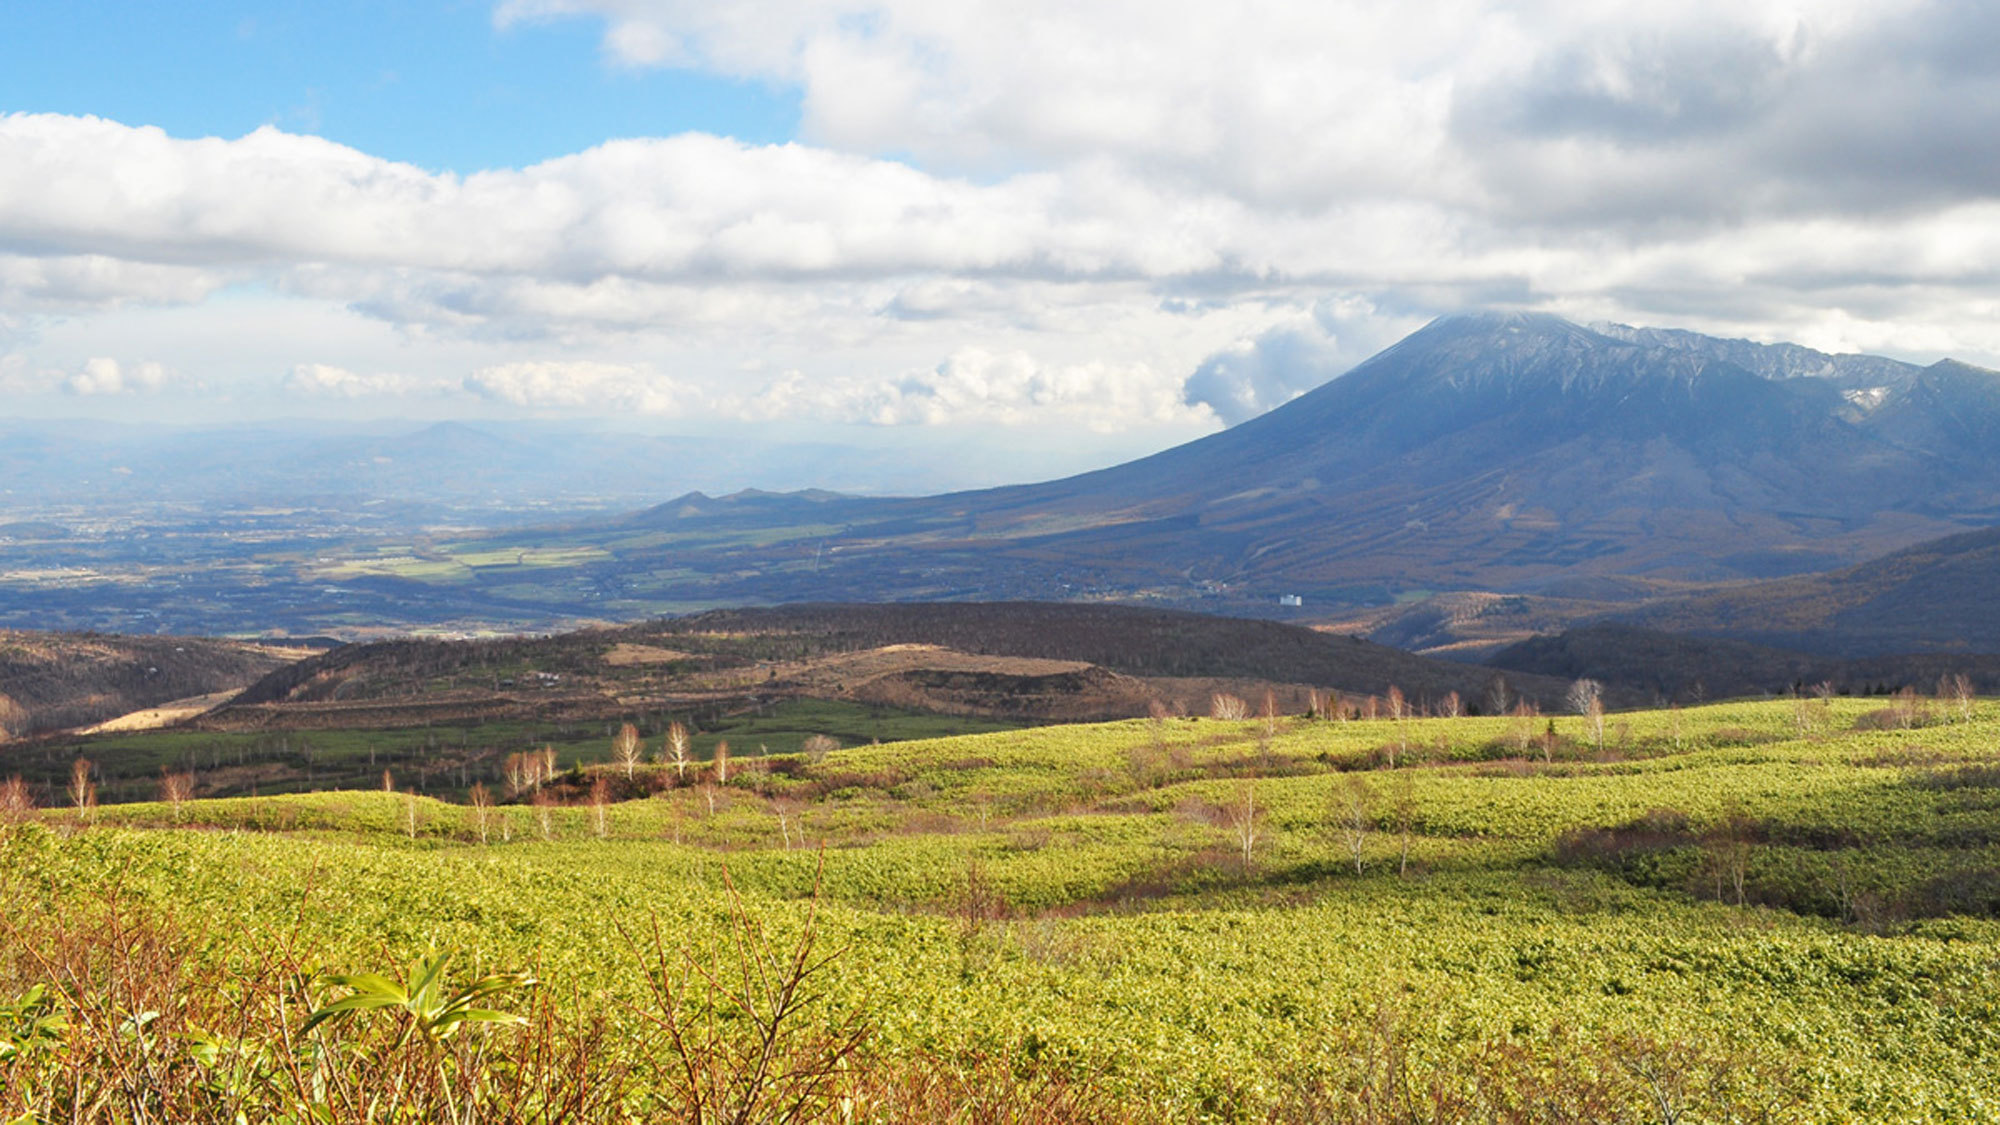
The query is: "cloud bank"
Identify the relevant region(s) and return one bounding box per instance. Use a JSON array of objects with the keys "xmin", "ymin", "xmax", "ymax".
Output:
[{"xmin": 9, "ymin": 0, "xmax": 2000, "ymax": 433}]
